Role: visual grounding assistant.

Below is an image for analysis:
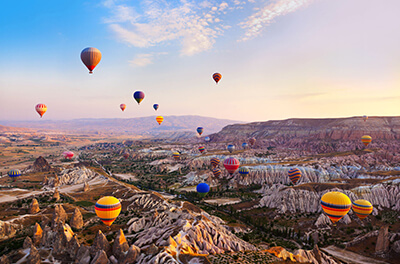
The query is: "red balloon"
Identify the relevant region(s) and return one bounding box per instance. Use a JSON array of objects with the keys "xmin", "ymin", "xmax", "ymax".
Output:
[{"xmin": 223, "ymin": 157, "xmax": 240, "ymax": 175}]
